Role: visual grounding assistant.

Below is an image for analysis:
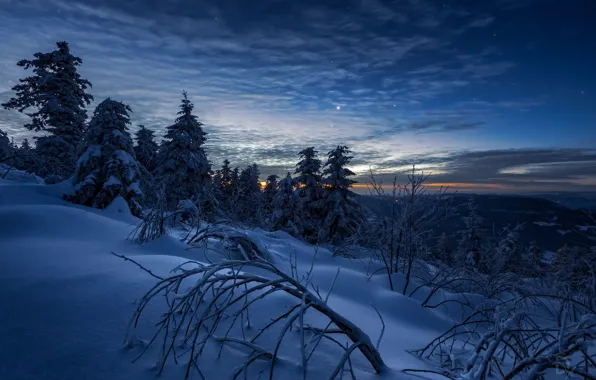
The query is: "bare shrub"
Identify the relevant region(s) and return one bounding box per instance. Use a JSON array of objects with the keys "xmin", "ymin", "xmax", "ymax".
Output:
[
  {"xmin": 412, "ymin": 293, "xmax": 596, "ymax": 379},
  {"xmin": 365, "ymin": 166, "xmax": 454, "ymax": 293},
  {"xmin": 122, "ymin": 258, "xmax": 388, "ymax": 379}
]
